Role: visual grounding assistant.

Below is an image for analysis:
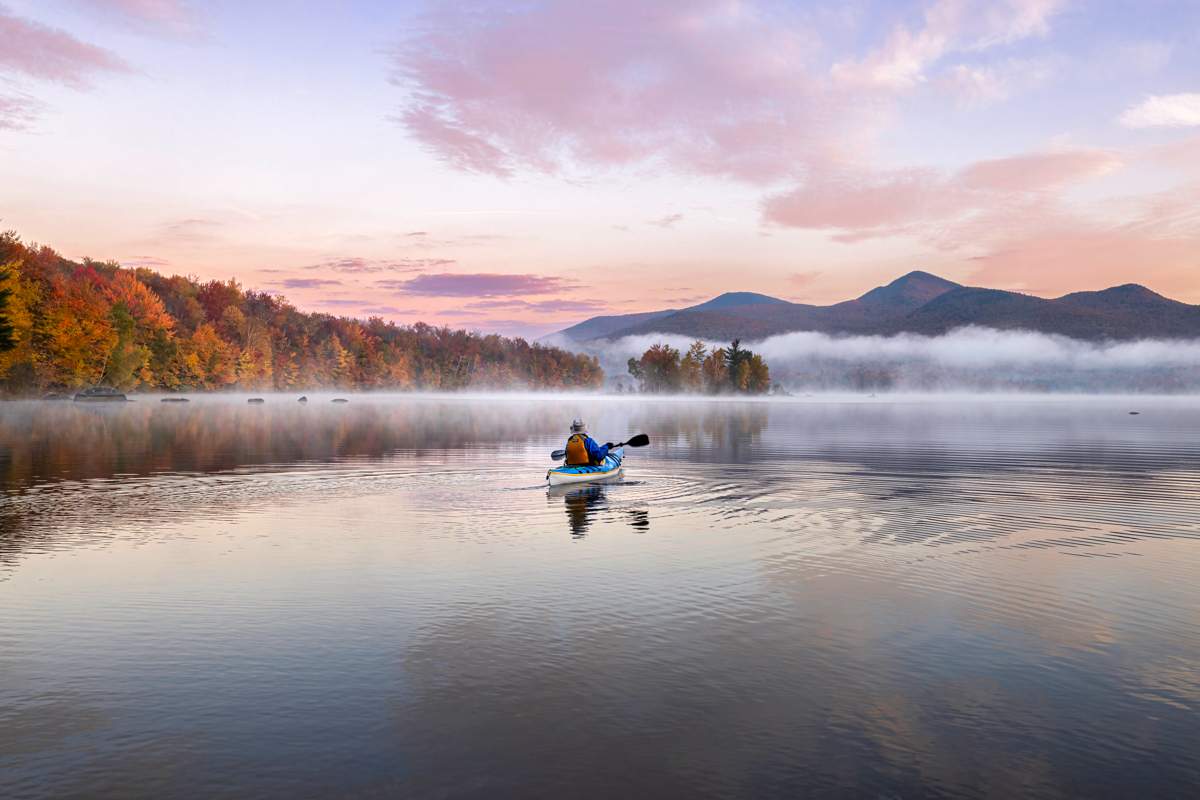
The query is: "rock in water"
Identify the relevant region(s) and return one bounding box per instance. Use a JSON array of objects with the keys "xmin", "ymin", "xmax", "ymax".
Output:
[
  {"xmin": 332, "ymin": 398, "xmax": 349, "ymax": 403},
  {"xmin": 1129, "ymin": 411, "xmax": 1140, "ymax": 415},
  {"xmin": 248, "ymin": 398, "xmax": 265, "ymax": 404},
  {"xmin": 161, "ymin": 398, "xmax": 190, "ymax": 403},
  {"xmin": 74, "ymin": 386, "xmax": 127, "ymax": 402},
  {"xmin": 43, "ymin": 392, "xmax": 73, "ymax": 401},
  {"xmin": 298, "ymin": 396, "xmax": 308, "ymax": 403}
]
